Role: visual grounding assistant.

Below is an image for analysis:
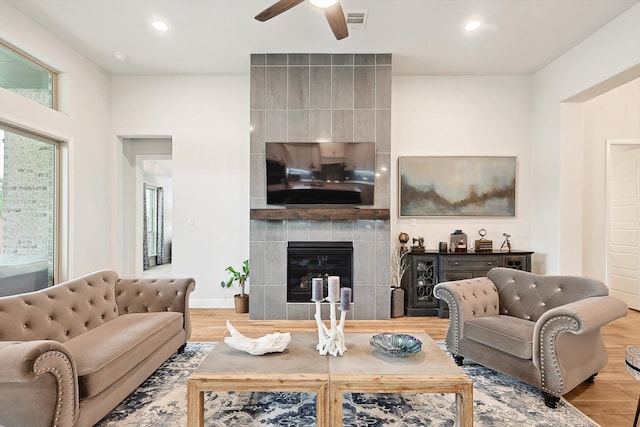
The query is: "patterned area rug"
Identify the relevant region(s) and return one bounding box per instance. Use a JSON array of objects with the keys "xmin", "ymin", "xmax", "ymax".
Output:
[{"xmin": 96, "ymin": 342, "xmax": 599, "ymax": 427}]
